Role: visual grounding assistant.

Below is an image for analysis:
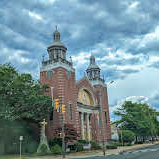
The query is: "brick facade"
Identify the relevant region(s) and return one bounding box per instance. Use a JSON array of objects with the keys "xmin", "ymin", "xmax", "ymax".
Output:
[{"xmin": 40, "ymin": 28, "xmax": 111, "ymax": 143}]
